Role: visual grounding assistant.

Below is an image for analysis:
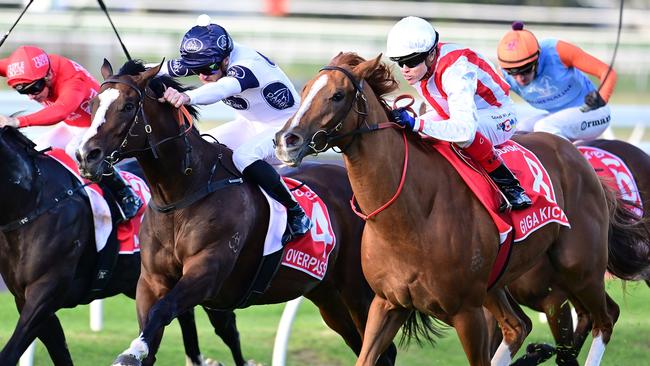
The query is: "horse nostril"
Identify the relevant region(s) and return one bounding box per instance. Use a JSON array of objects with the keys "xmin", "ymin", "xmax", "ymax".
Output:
[
  {"xmin": 86, "ymin": 148, "xmax": 103, "ymax": 164},
  {"xmin": 284, "ymin": 133, "xmax": 302, "ymax": 148}
]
